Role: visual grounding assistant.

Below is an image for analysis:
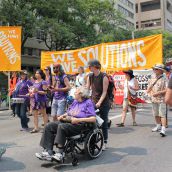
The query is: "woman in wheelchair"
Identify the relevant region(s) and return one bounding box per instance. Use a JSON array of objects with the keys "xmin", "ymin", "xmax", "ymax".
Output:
[{"xmin": 35, "ymin": 86, "xmax": 96, "ymax": 162}]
